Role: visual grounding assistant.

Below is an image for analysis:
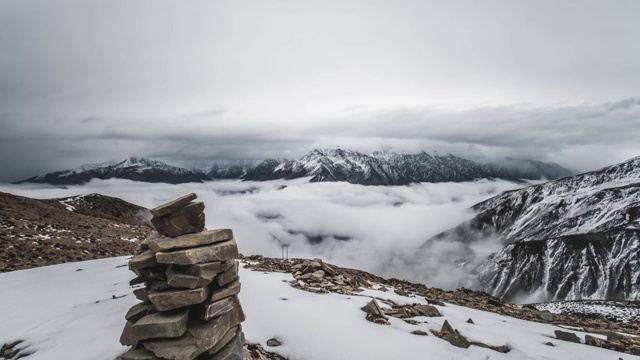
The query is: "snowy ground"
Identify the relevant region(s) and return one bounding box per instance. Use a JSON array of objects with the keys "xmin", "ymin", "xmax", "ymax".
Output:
[{"xmin": 0, "ymin": 257, "xmax": 634, "ymax": 360}]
